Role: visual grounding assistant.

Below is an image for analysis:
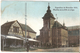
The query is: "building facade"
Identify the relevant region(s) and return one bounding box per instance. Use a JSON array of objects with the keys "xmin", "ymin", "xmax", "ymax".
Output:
[
  {"xmin": 39, "ymin": 5, "xmax": 68, "ymax": 47},
  {"xmin": 67, "ymin": 26, "xmax": 80, "ymax": 47},
  {"xmin": 1, "ymin": 20, "xmax": 36, "ymax": 48}
]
